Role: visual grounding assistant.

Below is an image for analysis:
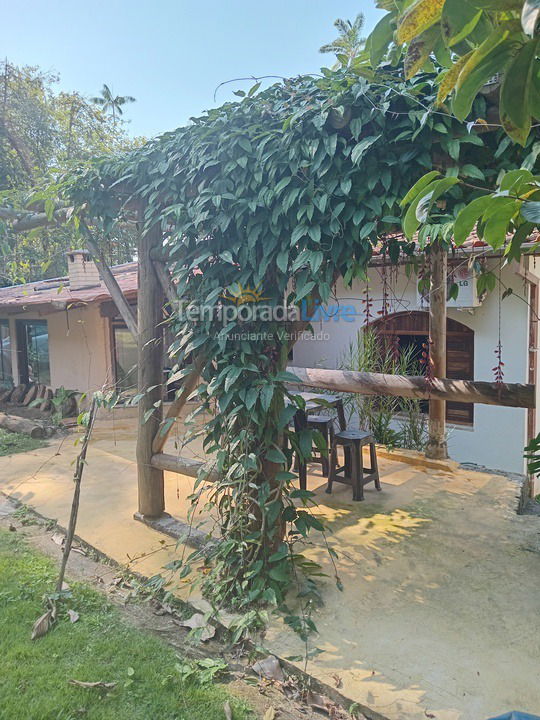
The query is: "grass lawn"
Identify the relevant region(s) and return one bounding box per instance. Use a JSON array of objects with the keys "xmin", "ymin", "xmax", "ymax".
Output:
[
  {"xmin": 0, "ymin": 529, "xmax": 251, "ymax": 720},
  {"xmin": 0, "ymin": 427, "xmax": 47, "ymax": 456}
]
